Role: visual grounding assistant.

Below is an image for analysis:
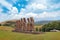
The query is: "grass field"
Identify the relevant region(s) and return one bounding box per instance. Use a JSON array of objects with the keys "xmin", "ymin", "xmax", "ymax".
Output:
[{"xmin": 0, "ymin": 26, "xmax": 60, "ymax": 40}]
